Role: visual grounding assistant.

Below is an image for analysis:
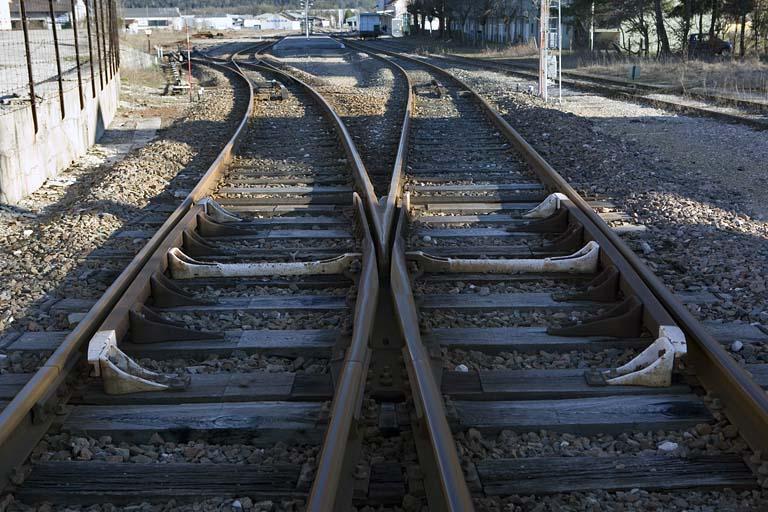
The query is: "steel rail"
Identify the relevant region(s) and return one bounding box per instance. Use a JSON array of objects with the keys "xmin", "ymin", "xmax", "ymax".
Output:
[
  {"xmin": 237, "ymin": 38, "xmax": 414, "ymax": 268},
  {"xmin": 374, "ymin": 42, "xmax": 768, "ymax": 112},
  {"xmin": 350, "ymin": 41, "xmax": 768, "ymax": 456},
  {"xmin": 498, "ymin": 58, "xmax": 768, "ymax": 113},
  {"xmin": 0, "ymin": 59, "xmax": 255, "ymax": 489},
  {"xmin": 333, "ymin": 38, "xmax": 414, "ymax": 271},
  {"xmin": 306, "ymin": 195, "xmax": 379, "ymax": 512},
  {"xmin": 390, "ymin": 212, "xmax": 476, "ymax": 512},
  {"xmin": 245, "ymin": 38, "xmax": 470, "ymax": 507}
]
